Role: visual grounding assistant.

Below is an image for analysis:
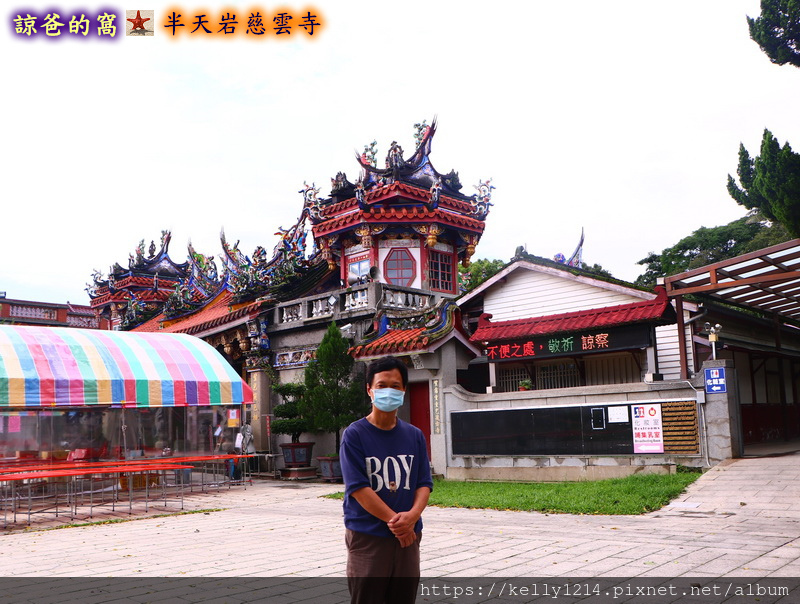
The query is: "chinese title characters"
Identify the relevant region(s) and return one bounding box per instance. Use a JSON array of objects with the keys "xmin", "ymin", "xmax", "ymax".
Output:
[
  {"xmin": 11, "ymin": 7, "xmax": 323, "ymax": 40},
  {"xmin": 486, "ymin": 332, "xmax": 611, "ymax": 360},
  {"xmin": 13, "ymin": 12, "xmax": 117, "ymax": 37},
  {"xmin": 162, "ymin": 8, "xmax": 321, "ymax": 37}
]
